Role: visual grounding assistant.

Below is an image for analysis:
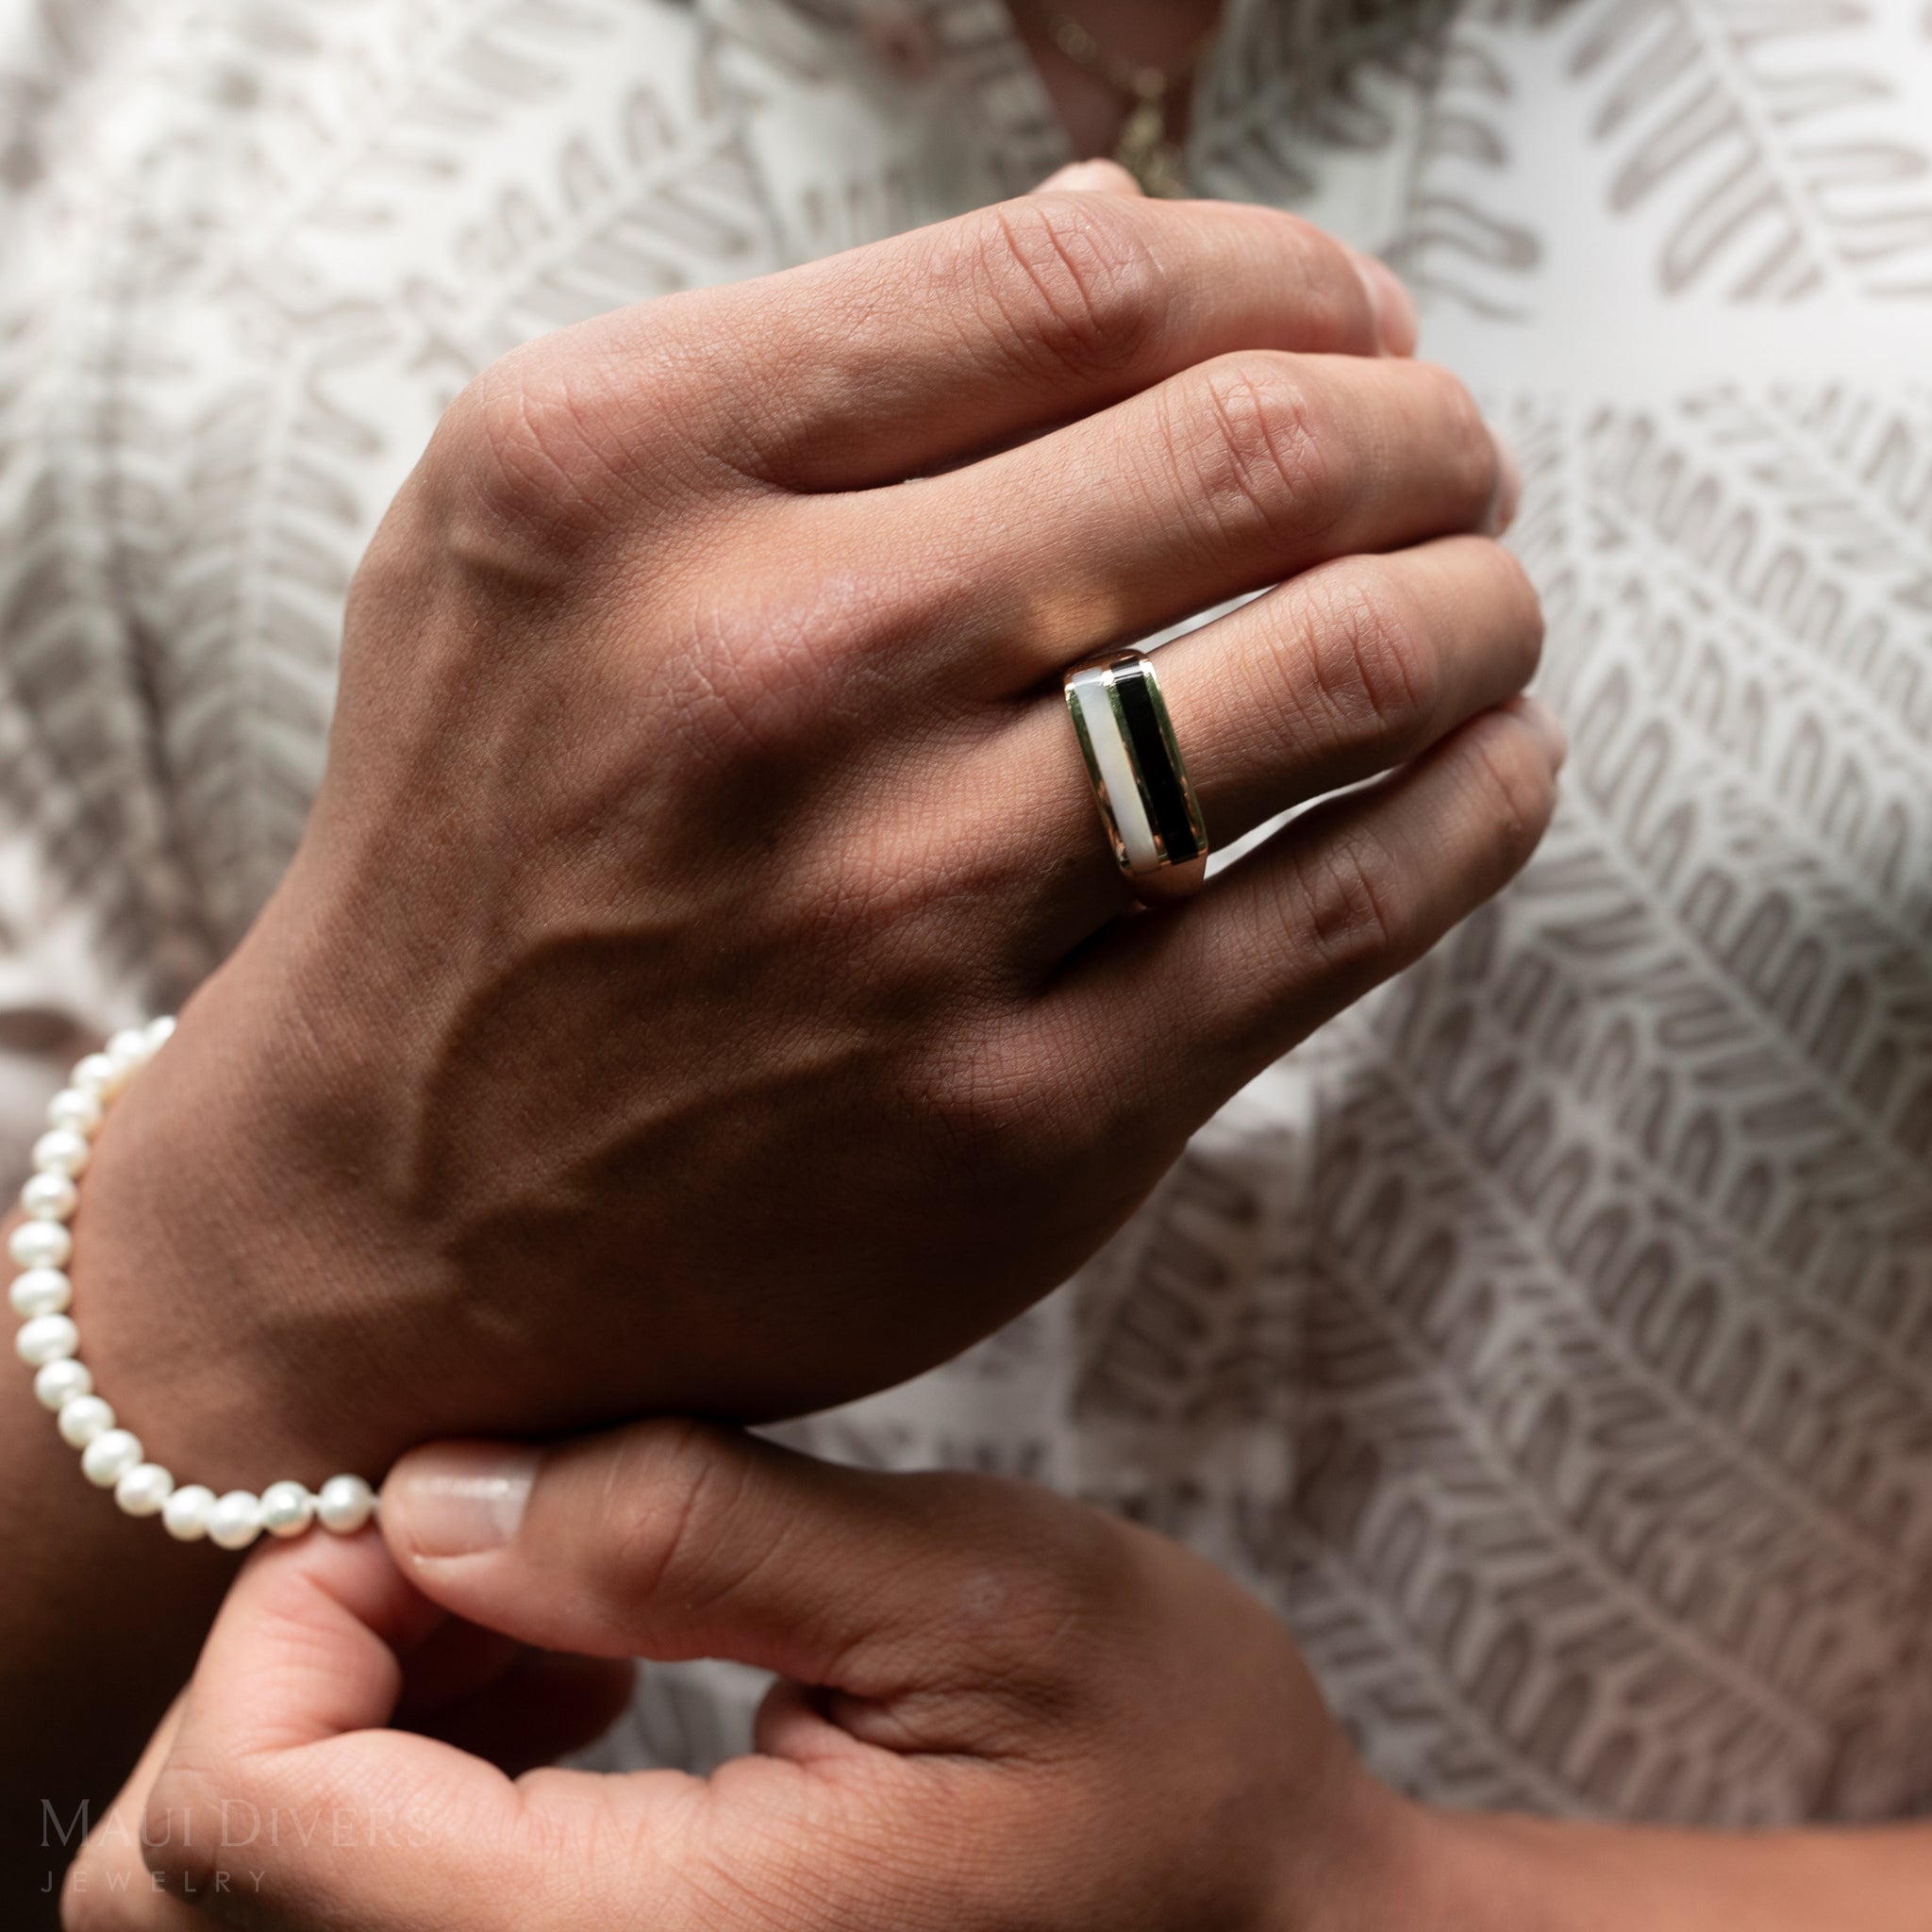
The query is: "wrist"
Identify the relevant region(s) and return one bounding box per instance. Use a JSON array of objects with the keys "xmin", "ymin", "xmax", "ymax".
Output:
[
  {"xmin": 1257, "ymin": 1772, "xmax": 1453, "ymax": 1932},
  {"xmin": 49, "ymin": 929, "xmax": 441, "ymax": 1490},
  {"xmin": 1273, "ymin": 1783, "xmax": 1559, "ymax": 1932},
  {"xmin": 1371, "ymin": 1804, "xmax": 1590, "ymax": 1932}
]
